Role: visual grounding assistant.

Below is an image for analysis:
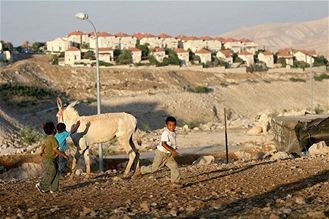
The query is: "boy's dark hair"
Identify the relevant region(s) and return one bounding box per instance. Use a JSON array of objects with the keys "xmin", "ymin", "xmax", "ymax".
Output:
[
  {"xmin": 57, "ymin": 123, "xmax": 66, "ymax": 133},
  {"xmin": 43, "ymin": 122, "xmax": 56, "ymax": 135},
  {"xmin": 166, "ymin": 116, "xmax": 177, "ymax": 124}
]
